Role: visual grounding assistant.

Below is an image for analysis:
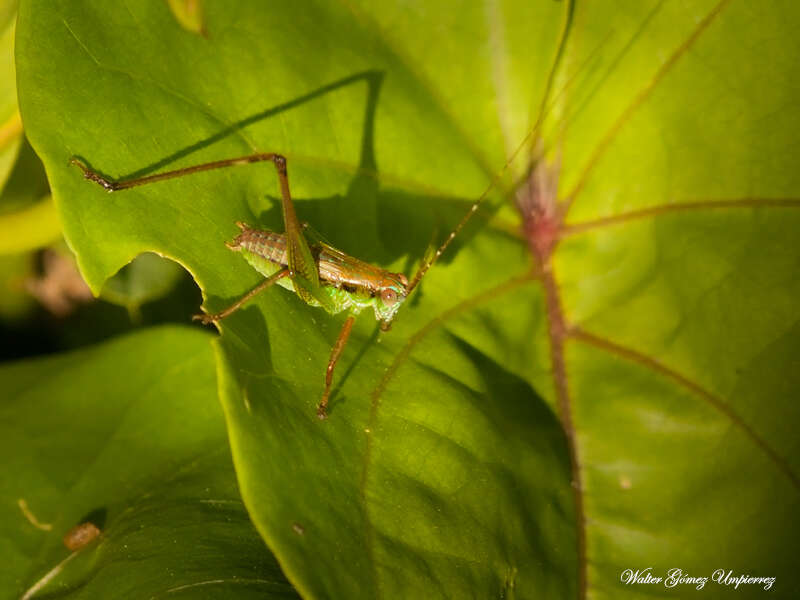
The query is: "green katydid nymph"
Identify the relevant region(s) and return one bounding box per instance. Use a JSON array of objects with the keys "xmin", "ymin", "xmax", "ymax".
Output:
[{"xmin": 70, "ymin": 148, "xmax": 509, "ymax": 418}]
